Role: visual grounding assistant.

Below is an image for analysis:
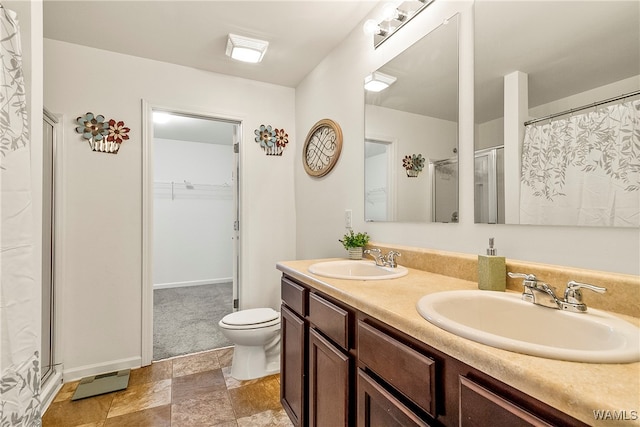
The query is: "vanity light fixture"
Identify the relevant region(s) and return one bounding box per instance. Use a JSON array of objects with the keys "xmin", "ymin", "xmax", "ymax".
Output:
[
  {"xmin": 364, "ymin": 0, "xmax": 435, "ymax": 48},
  {"xmin": 364, "ymin": 71, "xmax": 397, "ymax": 92},
  {"xmin": 225, "ymin": 33, "xmax": 269, "ymax": 63}
]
